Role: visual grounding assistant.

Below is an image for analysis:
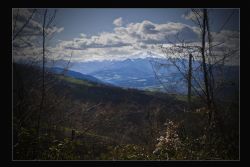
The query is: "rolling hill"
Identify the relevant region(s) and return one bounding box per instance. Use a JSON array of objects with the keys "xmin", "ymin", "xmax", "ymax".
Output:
[{"xmin": 47, "ymin": 67, "xmax": 105, "ymax": 85}]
